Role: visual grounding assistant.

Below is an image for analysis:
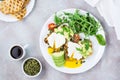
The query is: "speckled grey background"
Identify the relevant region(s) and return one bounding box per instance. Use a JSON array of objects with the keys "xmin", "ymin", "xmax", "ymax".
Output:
[{"xmin": 0, "ymin": 0, "xmax": 120, "ymax": 80}]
